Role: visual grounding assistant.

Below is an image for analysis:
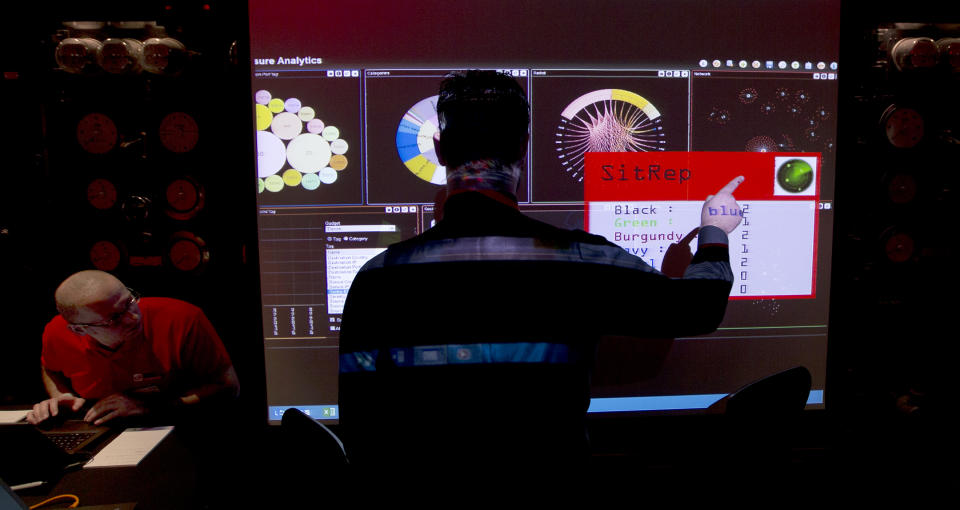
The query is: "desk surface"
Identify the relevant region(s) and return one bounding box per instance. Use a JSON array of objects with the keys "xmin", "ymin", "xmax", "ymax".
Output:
[
  {"xmin": 4, "ymin": 404, "xmax": 253, "ymax": 510},
  {"xmin": 17, "ymin": 427, "xmax": 200, "ymax": 510},
  {"xmin": 7, "ymin": 407, "xmax": 946, "ymax": 505}
]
